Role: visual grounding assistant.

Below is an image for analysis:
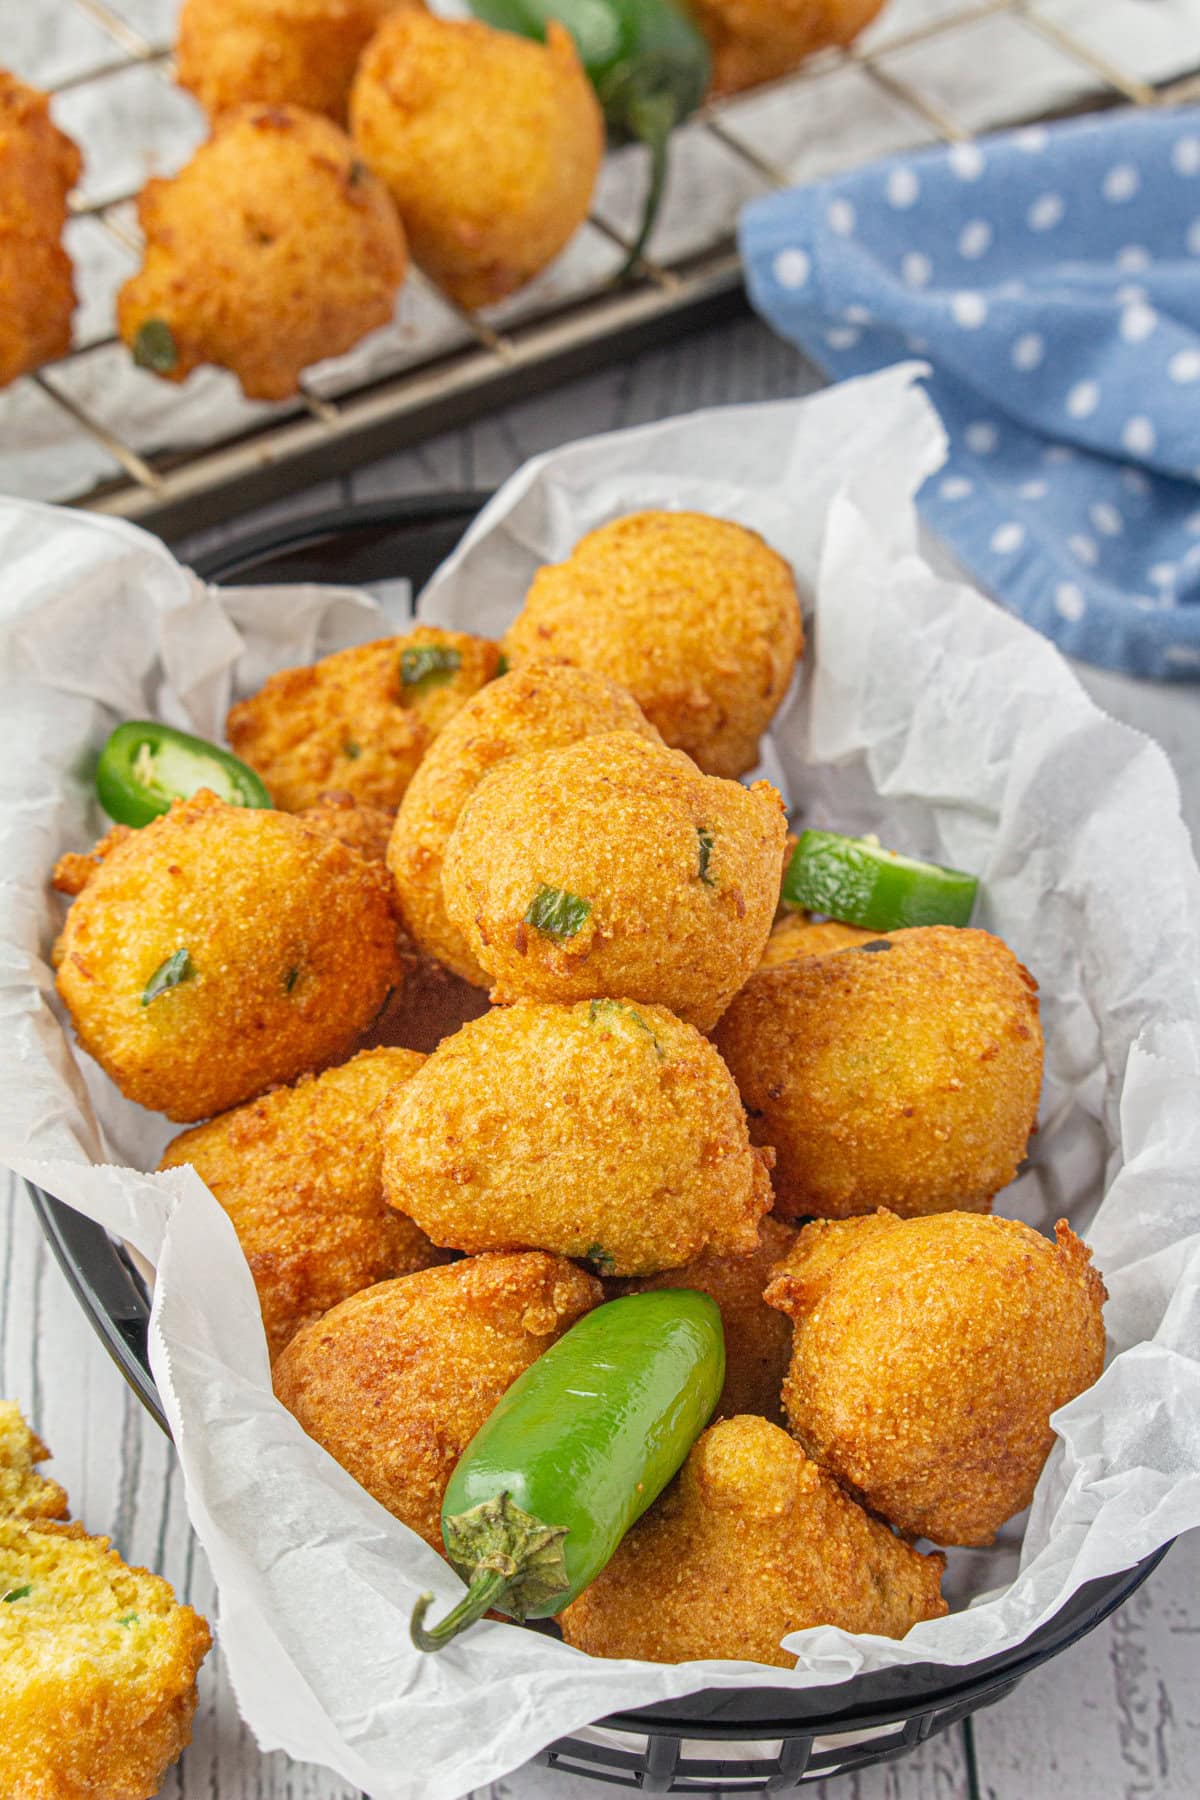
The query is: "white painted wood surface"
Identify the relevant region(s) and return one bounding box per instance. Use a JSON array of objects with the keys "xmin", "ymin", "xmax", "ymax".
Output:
[{"xmin": 4, "ymin": 317, "xmax": 1199, "ymax": 1799}]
